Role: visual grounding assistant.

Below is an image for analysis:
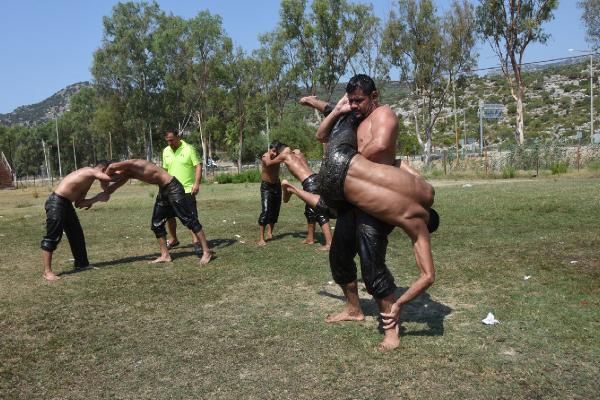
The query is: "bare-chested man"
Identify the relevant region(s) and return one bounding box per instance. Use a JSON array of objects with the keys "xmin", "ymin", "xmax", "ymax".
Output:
[
  {"xmin": 104, "ymin": 159, "xmax": 212, "ymax": 265},
  {"xmin": 257, "ymin": 141, "xmax": 282, "ymax": 246},
  {"xmin": 40, "ymin": 161, "xmax": 113, "ymax": 282},
  {"xmin": 266, "ymin": 142, "xmax": 333, "ymax": 251},
  {"xmin": 298, "ymin": 74, "xmax": 435, "ymax": 351}
]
